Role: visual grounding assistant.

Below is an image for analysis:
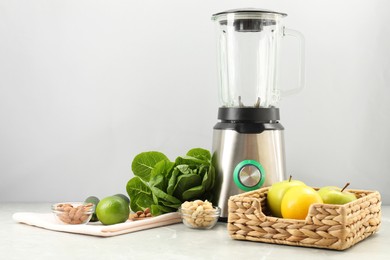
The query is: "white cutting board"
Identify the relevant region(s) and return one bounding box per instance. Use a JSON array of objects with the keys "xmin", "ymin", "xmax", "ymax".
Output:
[{"xmin": 13, "ymin": 212, "xmax": 181, "ymax": 237}]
